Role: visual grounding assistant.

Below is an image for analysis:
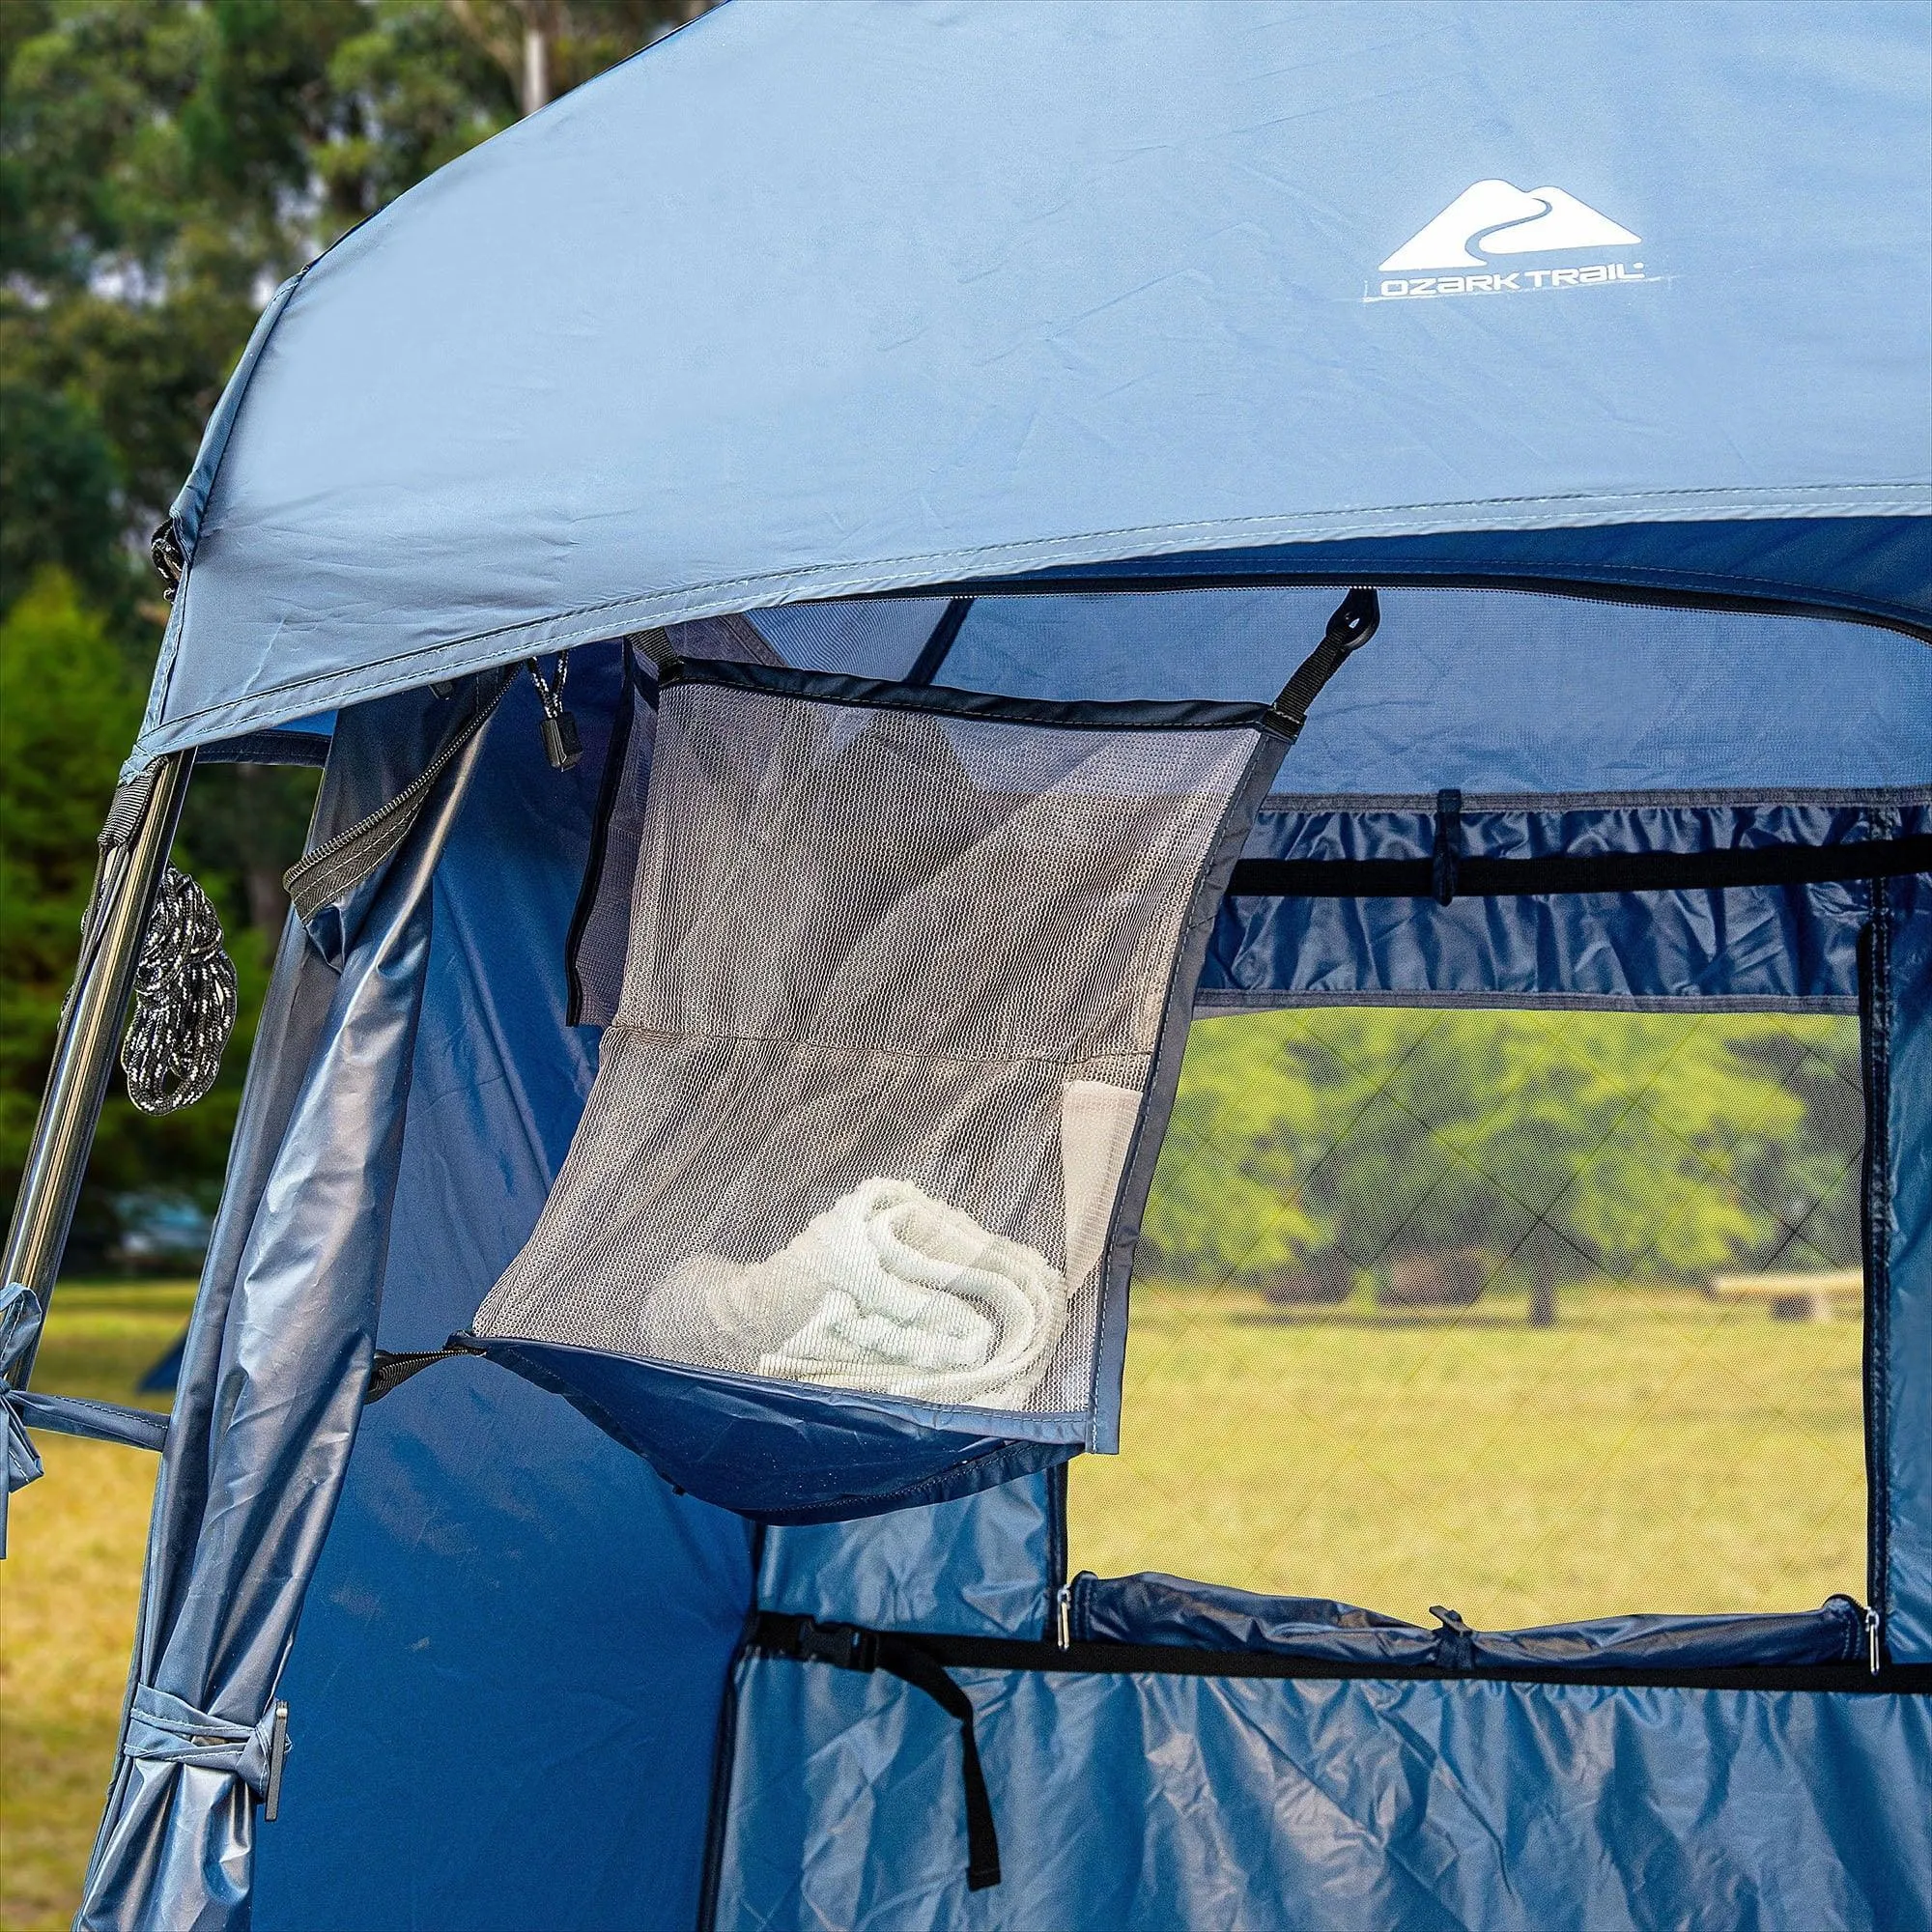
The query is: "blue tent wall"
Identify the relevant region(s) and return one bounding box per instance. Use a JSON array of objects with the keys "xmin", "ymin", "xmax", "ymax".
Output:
[
  {"xmin": 706, "ymin": 822, "xmax": 1932, "ymax": 1932},
  {"xmin": 78, "ymin": 584, "xmax": 1932, "ymax": 1930}
]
